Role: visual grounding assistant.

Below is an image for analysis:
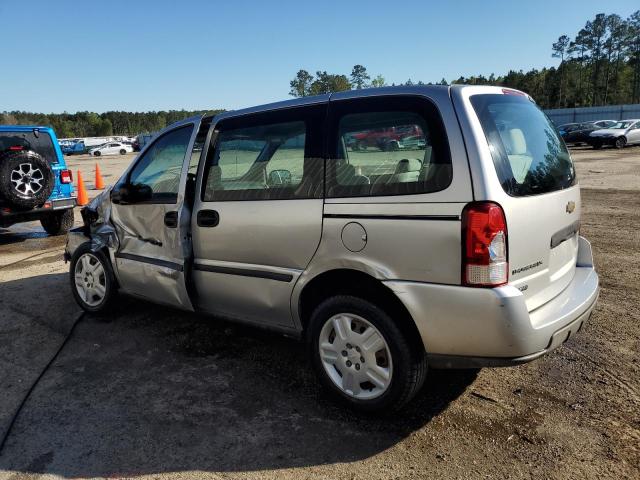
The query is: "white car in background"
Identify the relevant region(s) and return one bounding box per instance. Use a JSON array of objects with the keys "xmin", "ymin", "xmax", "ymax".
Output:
[{"xmin": 89, "ymin": 142, "xmax": 134, "ymax": 156}]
